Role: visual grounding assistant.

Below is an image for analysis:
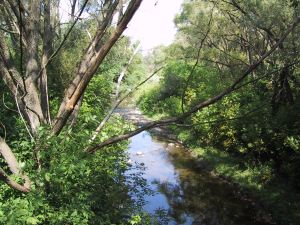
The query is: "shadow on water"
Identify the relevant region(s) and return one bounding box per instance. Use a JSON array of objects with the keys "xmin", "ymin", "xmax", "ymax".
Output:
[{"xmin": 127, "ymin": 131, "xmax": 274, "ymax": 225}]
